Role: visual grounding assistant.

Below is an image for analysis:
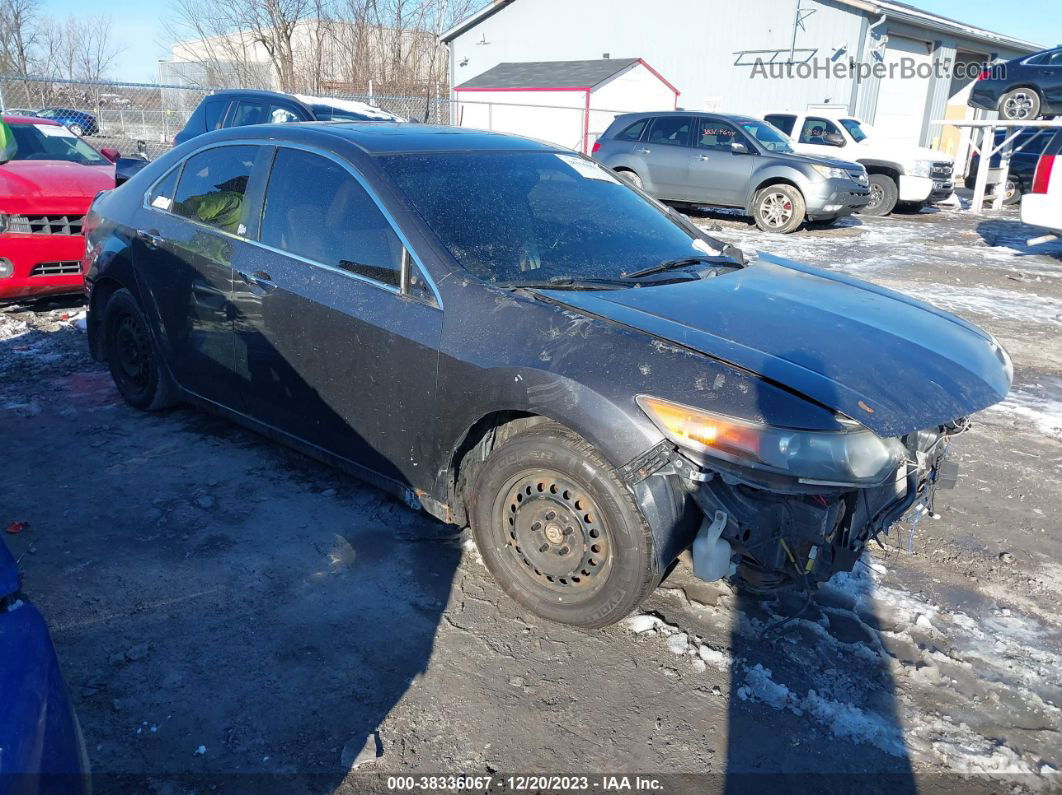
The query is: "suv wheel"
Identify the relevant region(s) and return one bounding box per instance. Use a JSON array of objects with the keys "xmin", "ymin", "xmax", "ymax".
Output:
[
  {"xmin": 67, "ymin": 122, "xmax": 85, "ymax": 137},
  {"xmin": 999, "ymin": 89, "xmax": 1041, "ymax": 121},
  {"xmin": 752, "ymin": 184, "xmax": 805, "ymax": 233},
  {"xmin": 616, "ymin": 169, "xmax": 643, "ymax": 189},
  {"xmin": 862, "ymin": 174, "xmax": 898, "ymax": 216},
  {"xmin": 469, "ymin": 422, "xmax": 659, "ymax": 627},
  {"xmin": 103, "ymin": 289, "xmax": 178, "ymax": 411}
]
